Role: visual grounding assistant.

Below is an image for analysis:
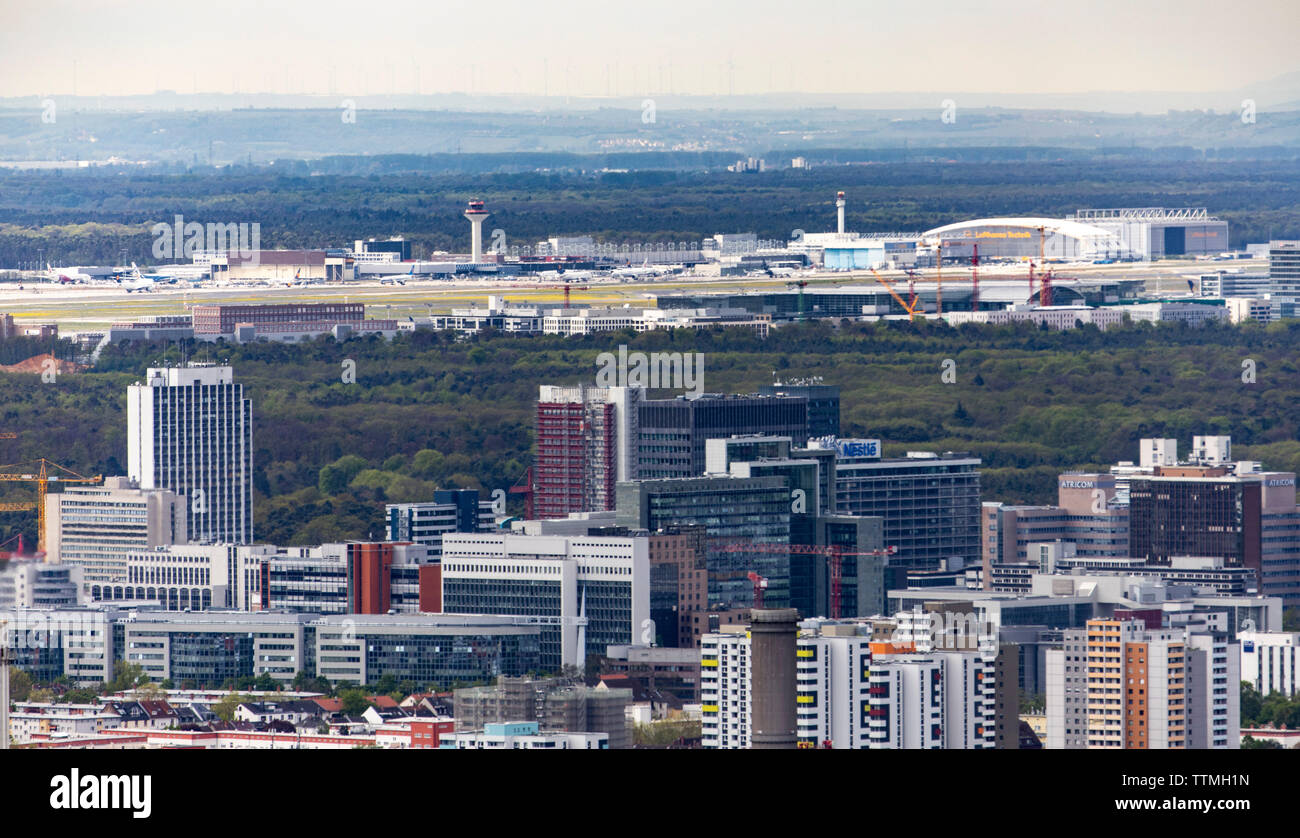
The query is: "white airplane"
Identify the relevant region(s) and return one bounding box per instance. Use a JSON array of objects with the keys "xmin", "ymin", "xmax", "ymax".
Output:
[
  {"xmin": 375, "ymin": 264, "xmax": 418, "ymax": 284},
  {"xmin": 116, "ymin": 262, "xmax": 186, "ymax": 288},
  {"xmin": 535, "ymin": 268, "xmax": 594, "ymax": 282},
  {"xmin": 46, "ymin": 263, "xmax": 94, "ymax": 284},
  {"xmin": 122, "ymin": 270, "xmax": 156, "ymax": 293},
  {"xmin": 752, "ymin": 260, "xmax": 799, "ymax": 278},
  {"xmin": 267, "ymin": 269, "xmax": 304, "ymax": 288},
  {"xmin": 611, "ymin": 262, "xmax": 663, "ymax": 279}
]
